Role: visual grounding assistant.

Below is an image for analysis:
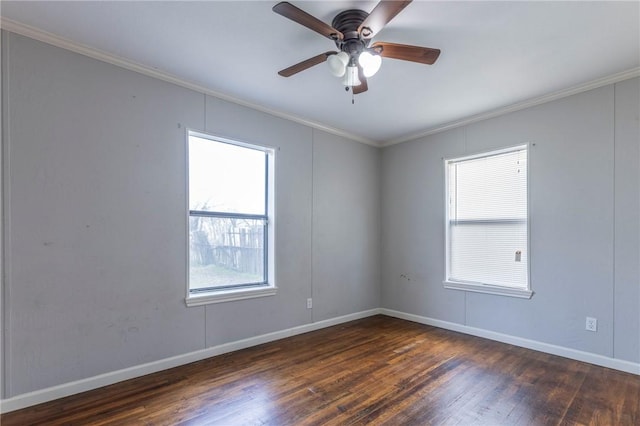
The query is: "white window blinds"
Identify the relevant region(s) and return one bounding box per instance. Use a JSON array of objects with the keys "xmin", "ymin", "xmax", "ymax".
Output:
[{"xmin": 446, "ymin": 146, "xmax": 528, "ymax": 289}]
